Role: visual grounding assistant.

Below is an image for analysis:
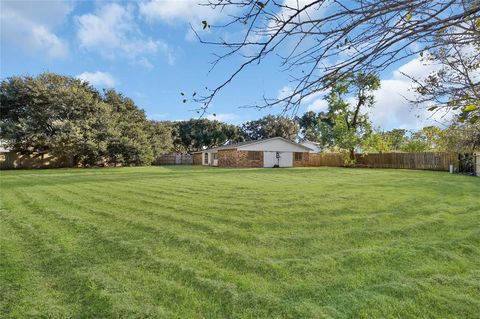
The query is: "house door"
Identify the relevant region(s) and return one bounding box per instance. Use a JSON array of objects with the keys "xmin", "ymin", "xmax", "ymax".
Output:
[
  {"xmin": 278, "ymin": 152, "xmax": 293, "ymax": 167},
  {"xmin": 264, "ymin": 151, "xmax": 293, "ymax": 167},
  {"xmin": 263, "ymin": 151, "xmax": 277, "ymax": 167}
]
